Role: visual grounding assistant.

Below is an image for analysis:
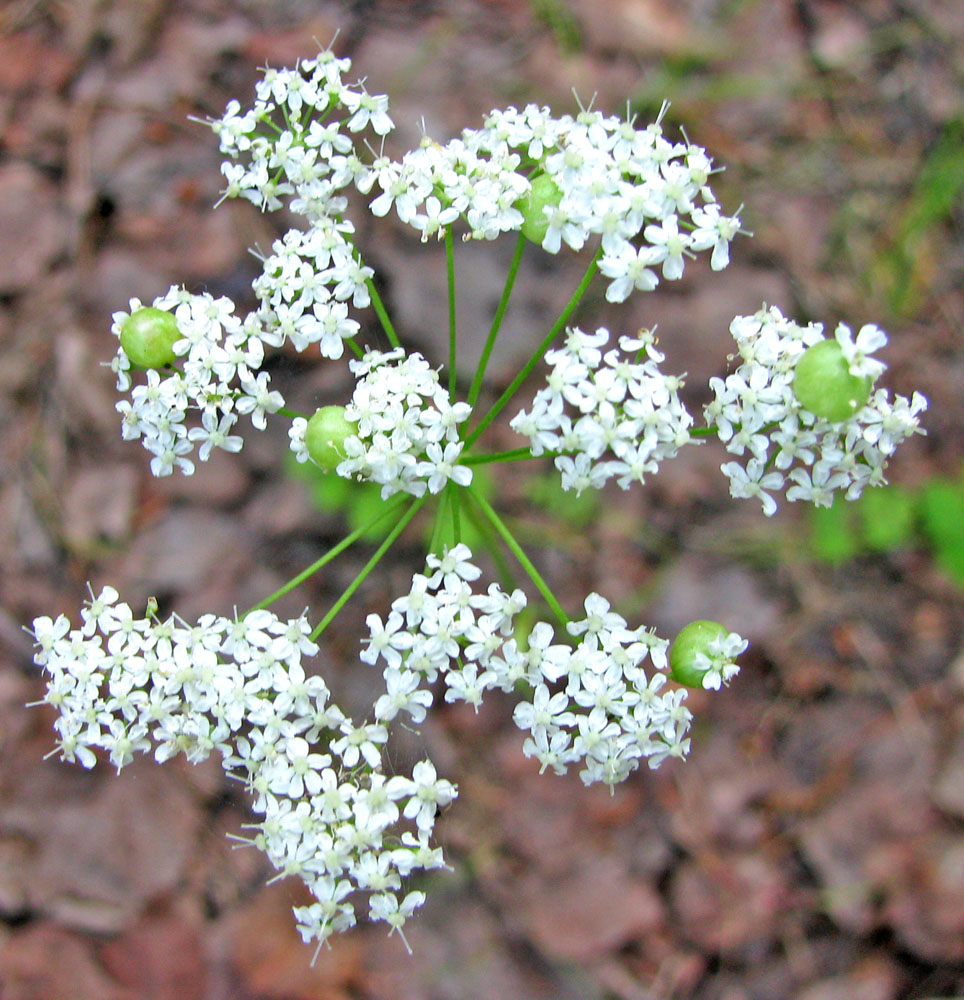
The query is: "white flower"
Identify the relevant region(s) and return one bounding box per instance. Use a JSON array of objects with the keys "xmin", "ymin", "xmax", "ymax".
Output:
[
  {"xmin": 403, "ymin": 760, "xmax": 457, "ymax": 832},
  {"xmin": 361, "ymin": 612, "xmax": 414, "ymax": 670},
  {"xmin": 721, "ymin": 458, "xmax": 784, "ymax": 516},
  {"xmin": 598, "ymin": 243, "xmax": 660, "ymax": 302},
  {"xmin": 834, "ymin": 322, "xmax": 887, "ymax": 380},
  {"xmin": 512, "ymin": 683, "xmax": 574, "ymax": 735},
  {"xmin": 368, "ymin": 890, "xmax": 425, "ymax": 952}
]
